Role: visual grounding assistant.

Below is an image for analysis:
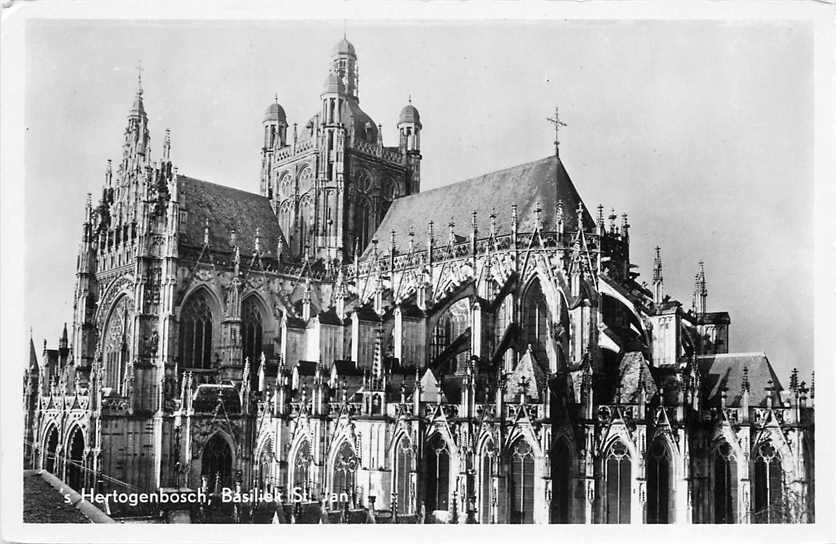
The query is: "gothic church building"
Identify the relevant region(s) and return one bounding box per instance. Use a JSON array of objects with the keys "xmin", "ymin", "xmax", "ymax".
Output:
[{"xmin": 23, "ymin": 38, "xmax": 815, "ymax": 524}]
